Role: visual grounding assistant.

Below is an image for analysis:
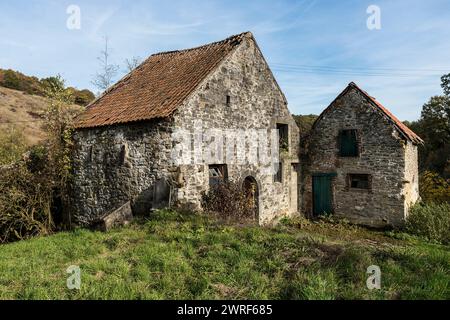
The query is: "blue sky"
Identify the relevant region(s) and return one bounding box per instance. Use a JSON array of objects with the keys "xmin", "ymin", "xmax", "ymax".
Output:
[{"xmin": 1, "ymin": 0, "xmax": 449, "ymax": 120}]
